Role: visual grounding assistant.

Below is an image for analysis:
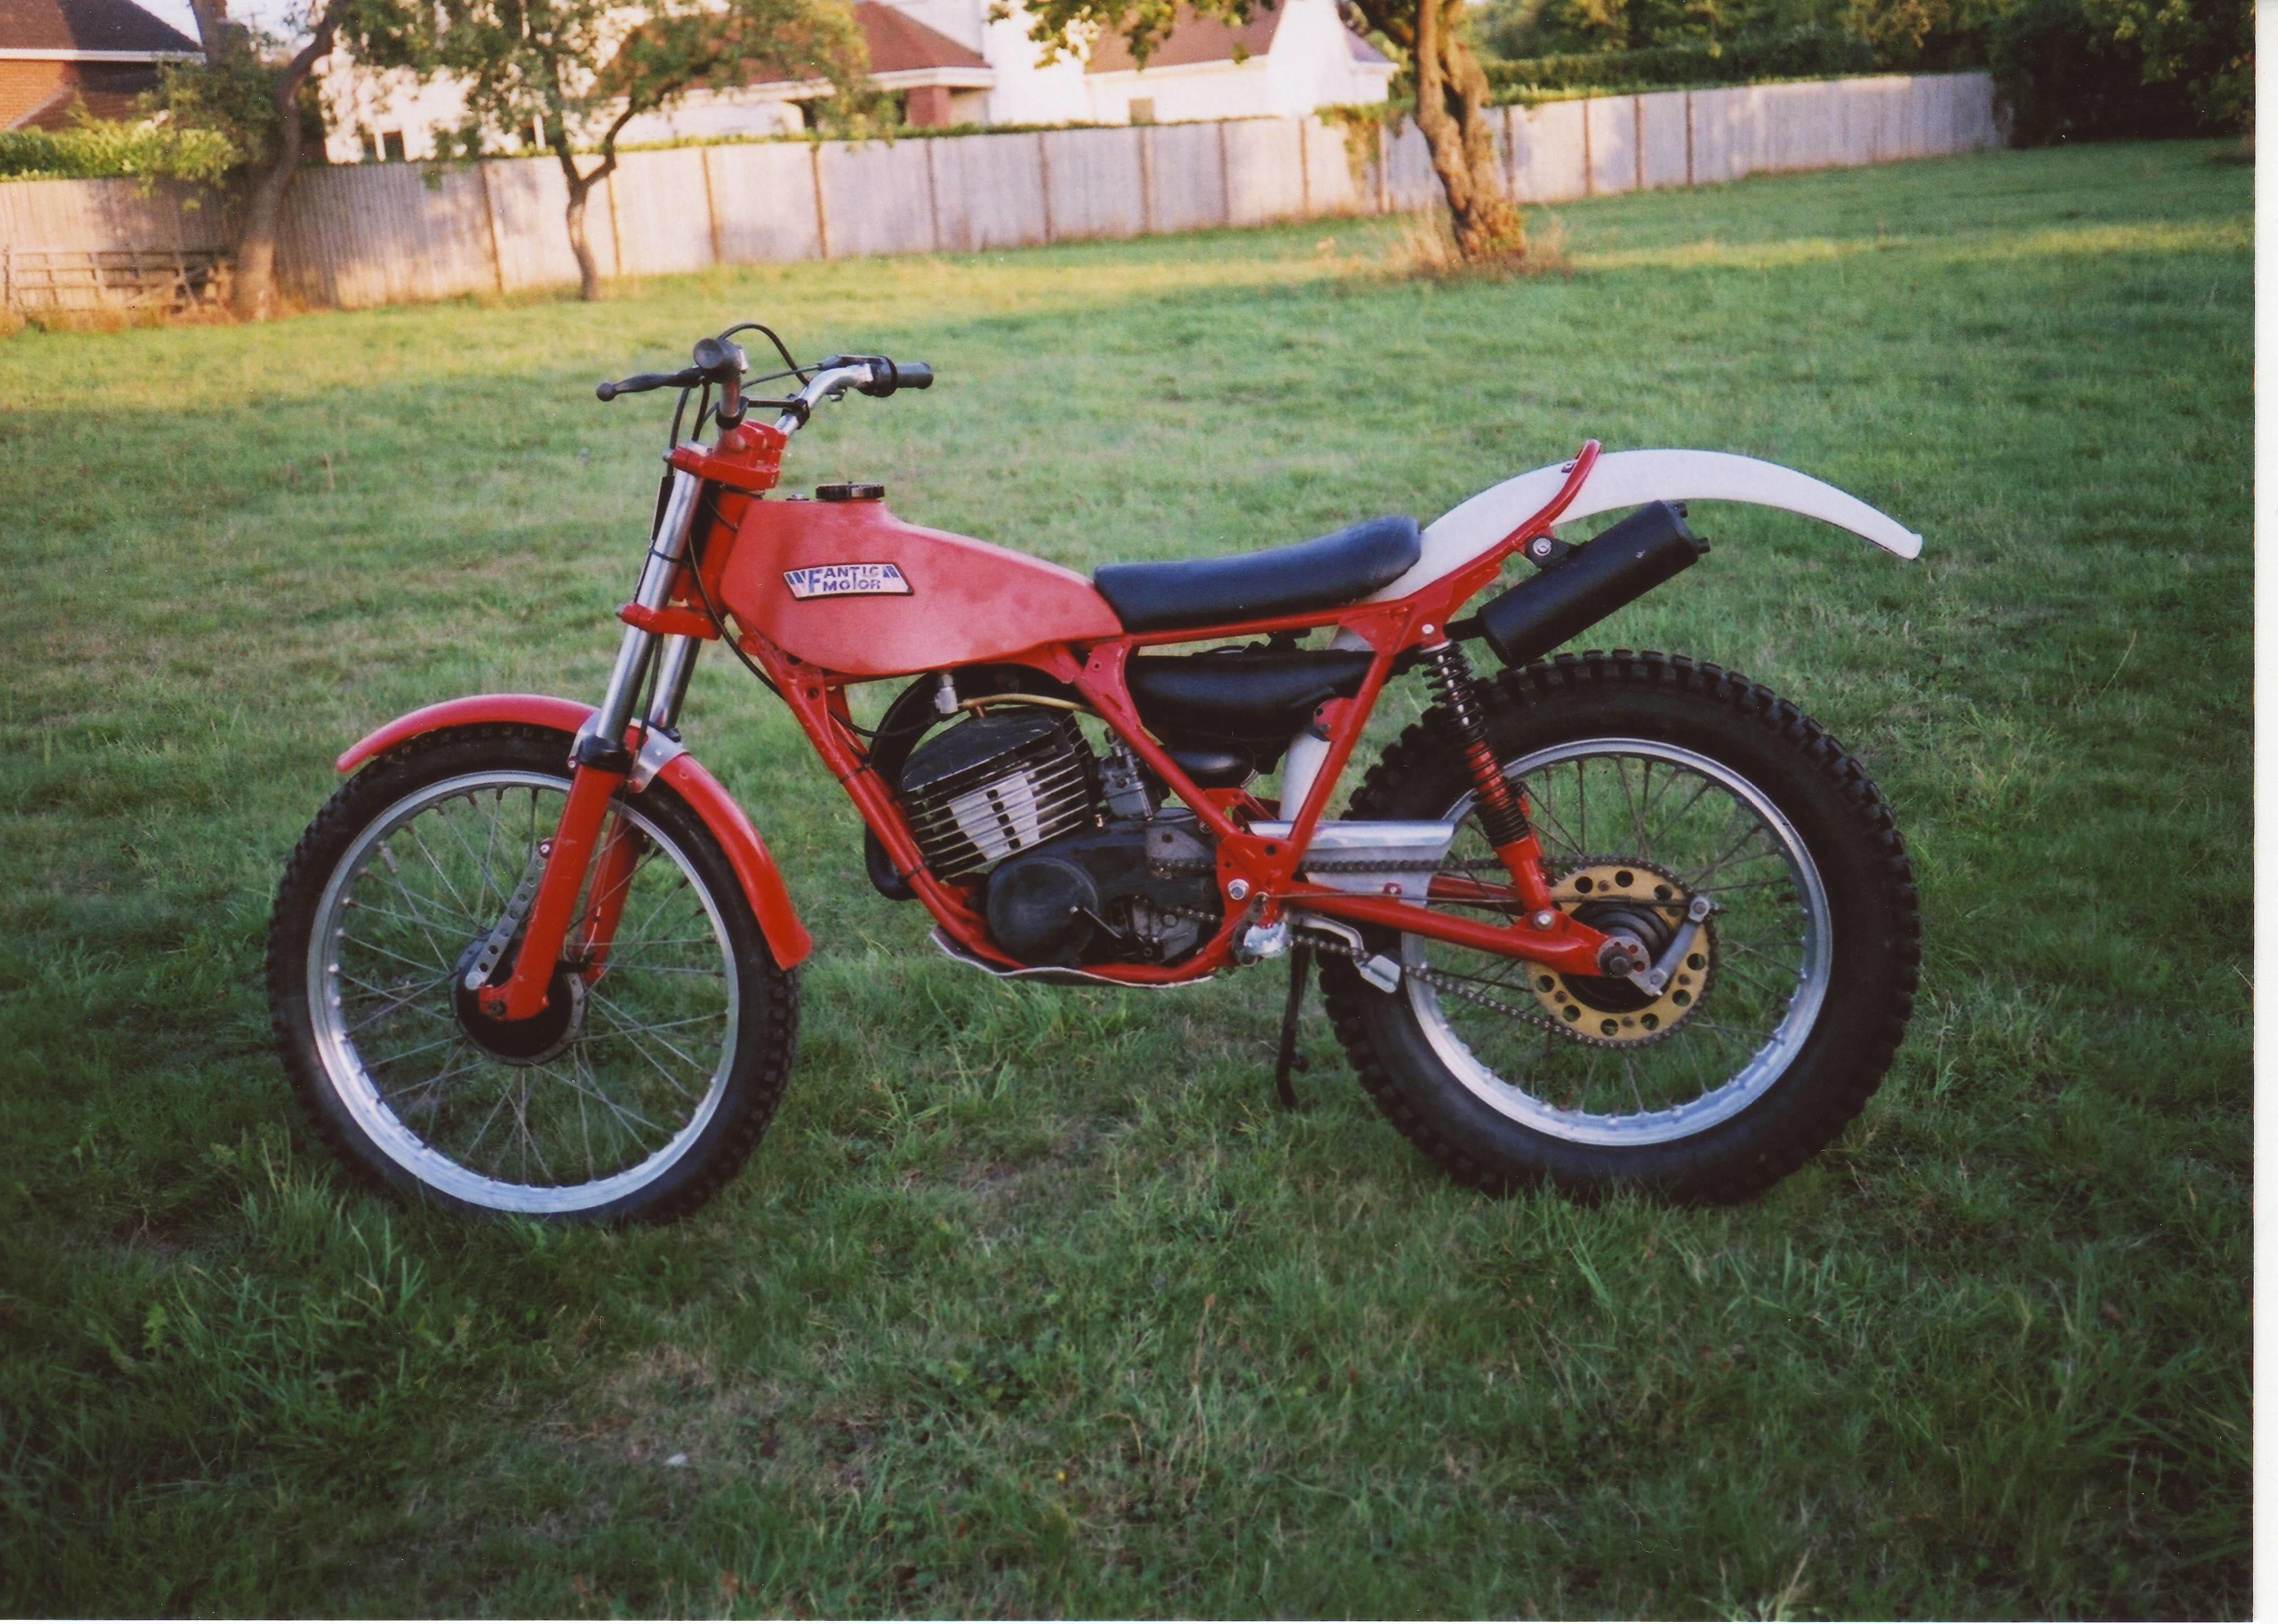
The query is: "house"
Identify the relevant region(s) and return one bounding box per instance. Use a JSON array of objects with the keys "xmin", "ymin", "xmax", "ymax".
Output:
[
  {"xmin": 625, "ymin": 2, "xmax": 996, "ymax": 140},
  {"xmin": 0, "ymin": 0, "xmax": 199, "ymax": 131},
  {"xmin": 318, "ymin": 1, "xmax": 985, "ymax": 162},
  {"xmin": 1081, "ymin": 0, "xmax": 1395, "ymax": 126},
  {"xmin": 753, "ymin": 0, "xmax": 1395, "ymax": 127},
  {"xmin": 318, "ymin": 0, "xmax": 1392, "ymax": 160}
]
